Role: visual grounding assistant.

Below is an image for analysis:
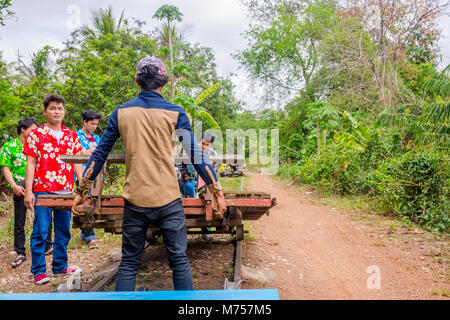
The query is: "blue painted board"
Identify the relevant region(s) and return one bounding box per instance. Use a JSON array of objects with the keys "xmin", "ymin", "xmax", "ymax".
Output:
[{"xmin": 0, "ymin": 289, "xmax": 279, "ymax": 300}]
